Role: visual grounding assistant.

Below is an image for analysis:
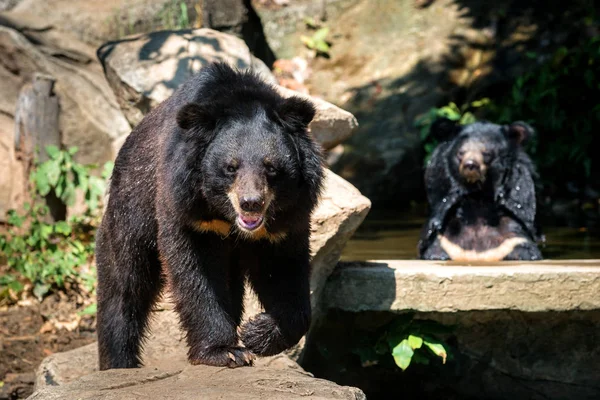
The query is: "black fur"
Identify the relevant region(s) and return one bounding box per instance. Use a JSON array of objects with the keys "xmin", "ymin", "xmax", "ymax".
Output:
[
  {"xmin": 95, "ymin": 62, "xmax": 324, "ymax": 370},
  {"xmin": 418, "ymin": 118, "xmax": 543, "ymax": 261}
]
